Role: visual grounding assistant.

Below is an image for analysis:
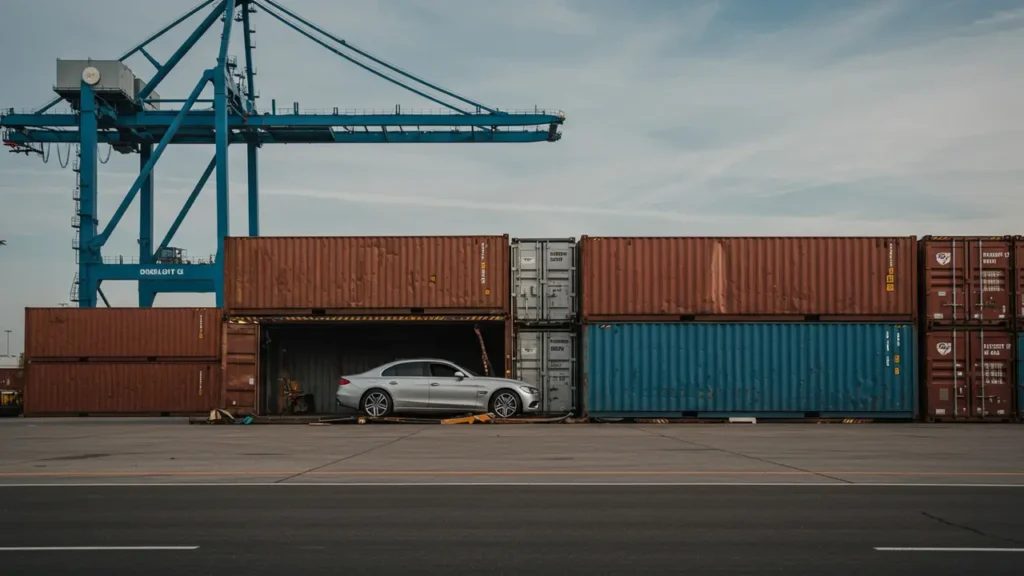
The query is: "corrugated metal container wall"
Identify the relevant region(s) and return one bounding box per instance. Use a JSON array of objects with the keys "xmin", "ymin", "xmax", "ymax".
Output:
[
  {"xmin": 25, "ymin": 308, "xmax": 221, "ymax": 360},
  {"xmin": 923, "ymin": 329, "xmax": 1016, "ymax": 420},
  {"xmin": 1018, "ymin": 333, "xmax": 1024, "ymax": 419},
  {"xmin": 584, "ymin": 322, "xmax": 916, "ymax": 418},
  {"xmin": 1015, "ymin": 238, "xmax": 1024, "ymax": 324},
  {"xmin": 0, "ymin": 368, "xmax": 25, "ymax": 391},
  {"xmin": 223, "ymin": 236, "xmax": 510, "ymax": 313},
  {"xmin": 580, "ymin": 236, "xmax": 917, "ymax": 319},
  {"xmin": 24, "ymin": 363, "xmax": 220, "ymax": 415},
  {"xmin": 920, "ymin": 236, "xmax": 1013, "ymax": 325}
]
